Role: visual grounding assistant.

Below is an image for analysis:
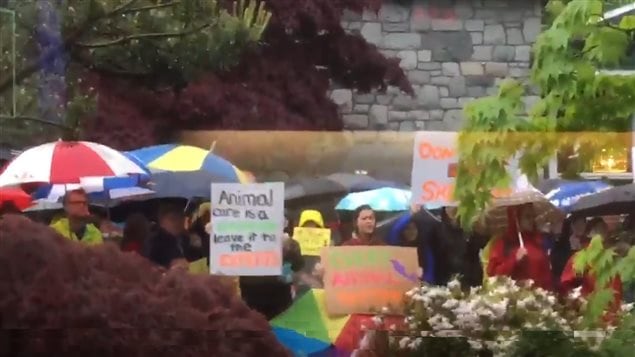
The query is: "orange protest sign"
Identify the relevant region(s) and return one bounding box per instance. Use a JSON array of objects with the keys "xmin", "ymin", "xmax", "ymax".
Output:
[{"xmin": 321, "ymin": 246, "xmax": 419, "ymax": 316}]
